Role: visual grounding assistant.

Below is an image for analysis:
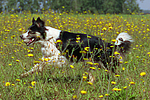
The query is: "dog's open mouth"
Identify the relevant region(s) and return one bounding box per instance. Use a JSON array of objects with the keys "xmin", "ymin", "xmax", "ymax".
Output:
[{"xmin": 26, "ymin": 37, "xmax": 36, "ymax": 46}]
